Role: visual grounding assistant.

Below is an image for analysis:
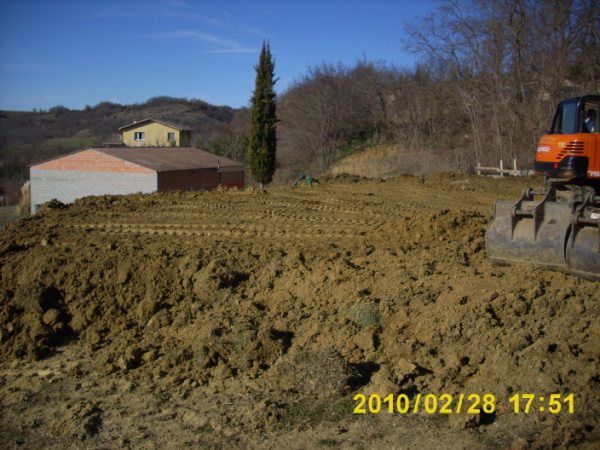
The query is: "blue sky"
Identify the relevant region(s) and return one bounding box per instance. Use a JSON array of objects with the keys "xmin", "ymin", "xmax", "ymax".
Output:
[{"xmin": 0, "ymin": 0, "xmax": 436, "ymax": 111}]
